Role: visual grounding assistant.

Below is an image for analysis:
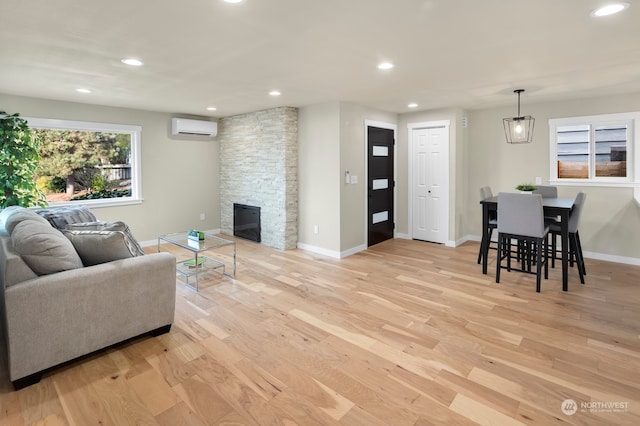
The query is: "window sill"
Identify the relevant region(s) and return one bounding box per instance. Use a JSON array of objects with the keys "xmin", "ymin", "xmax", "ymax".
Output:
[
  {"xmin": 47, "ymin": 198, "xmax": 143, "ymax": 209},
  {"xmin": 550, "ymin": 180, "xmax": 637, "ymax": 188}
]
